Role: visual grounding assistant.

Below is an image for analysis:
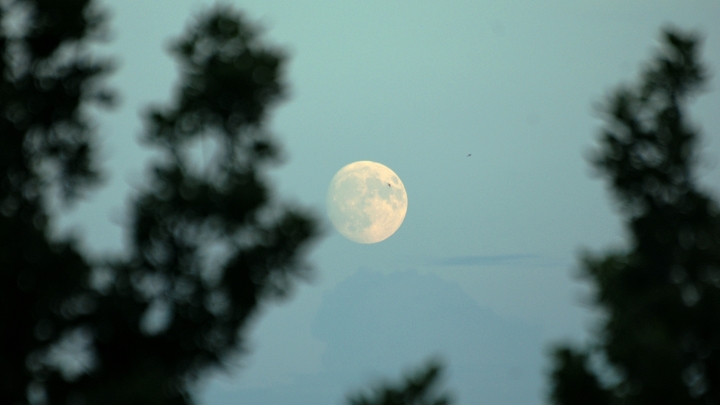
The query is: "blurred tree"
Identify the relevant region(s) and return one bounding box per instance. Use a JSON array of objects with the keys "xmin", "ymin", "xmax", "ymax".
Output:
[
  {"xmin": 548, "ymin": 28, "xmax": 719, "ymax": 404},
  {"xmin": 1, "ymin": 2, "xmax": 318, "ymax": 404},
  {"xmin": 1, "ymin": 0, "xmax": 113, "ymax": 403},
  {"xmin": 346, "ymin": 359, "xmax": 452, "ymax": 405}
]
